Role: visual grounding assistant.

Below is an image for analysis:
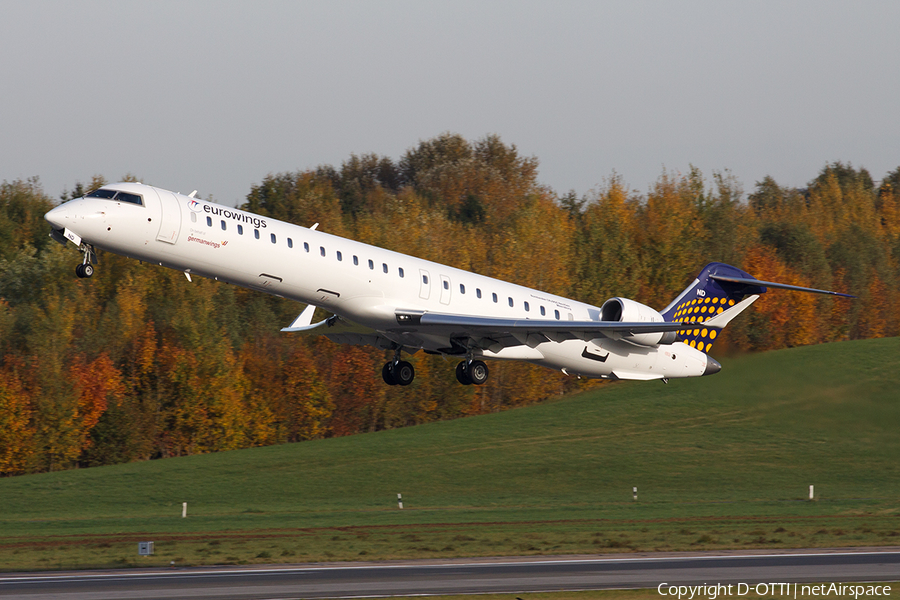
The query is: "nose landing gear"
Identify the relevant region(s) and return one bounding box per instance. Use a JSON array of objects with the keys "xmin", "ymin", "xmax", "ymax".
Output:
[{"xmin": 74, "ymin": 244, "xmax": 98, "ymax": 279}]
